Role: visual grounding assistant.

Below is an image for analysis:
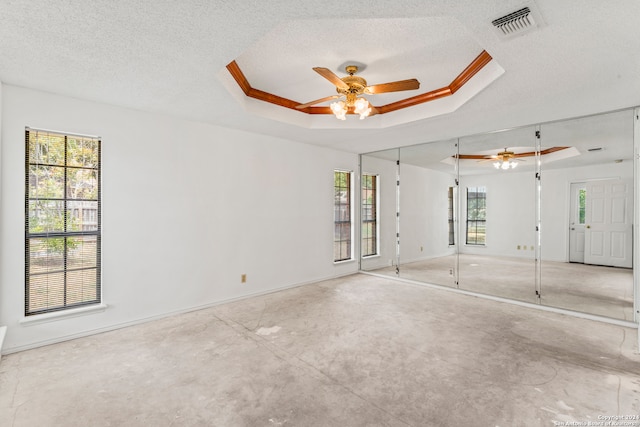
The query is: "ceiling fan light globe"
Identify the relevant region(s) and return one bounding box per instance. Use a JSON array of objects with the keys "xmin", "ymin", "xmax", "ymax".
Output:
[
  {"xmin": 334, "ymin": 110, "xmax": 347, "ymax": 120},
  {"xmin": 330, "ymin": 100, "xmax": 345, "ymax": 114},
  {"xmin": 354, "ymin": 97, "xmax": 368, "ymax": 112},
  {"xmin": 330, "ymin": 100, "xmax": 348, "ymax": 120},
  {"xmin": 354, "ymin": 98, "xmax": 372, "ymax": 120}
]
